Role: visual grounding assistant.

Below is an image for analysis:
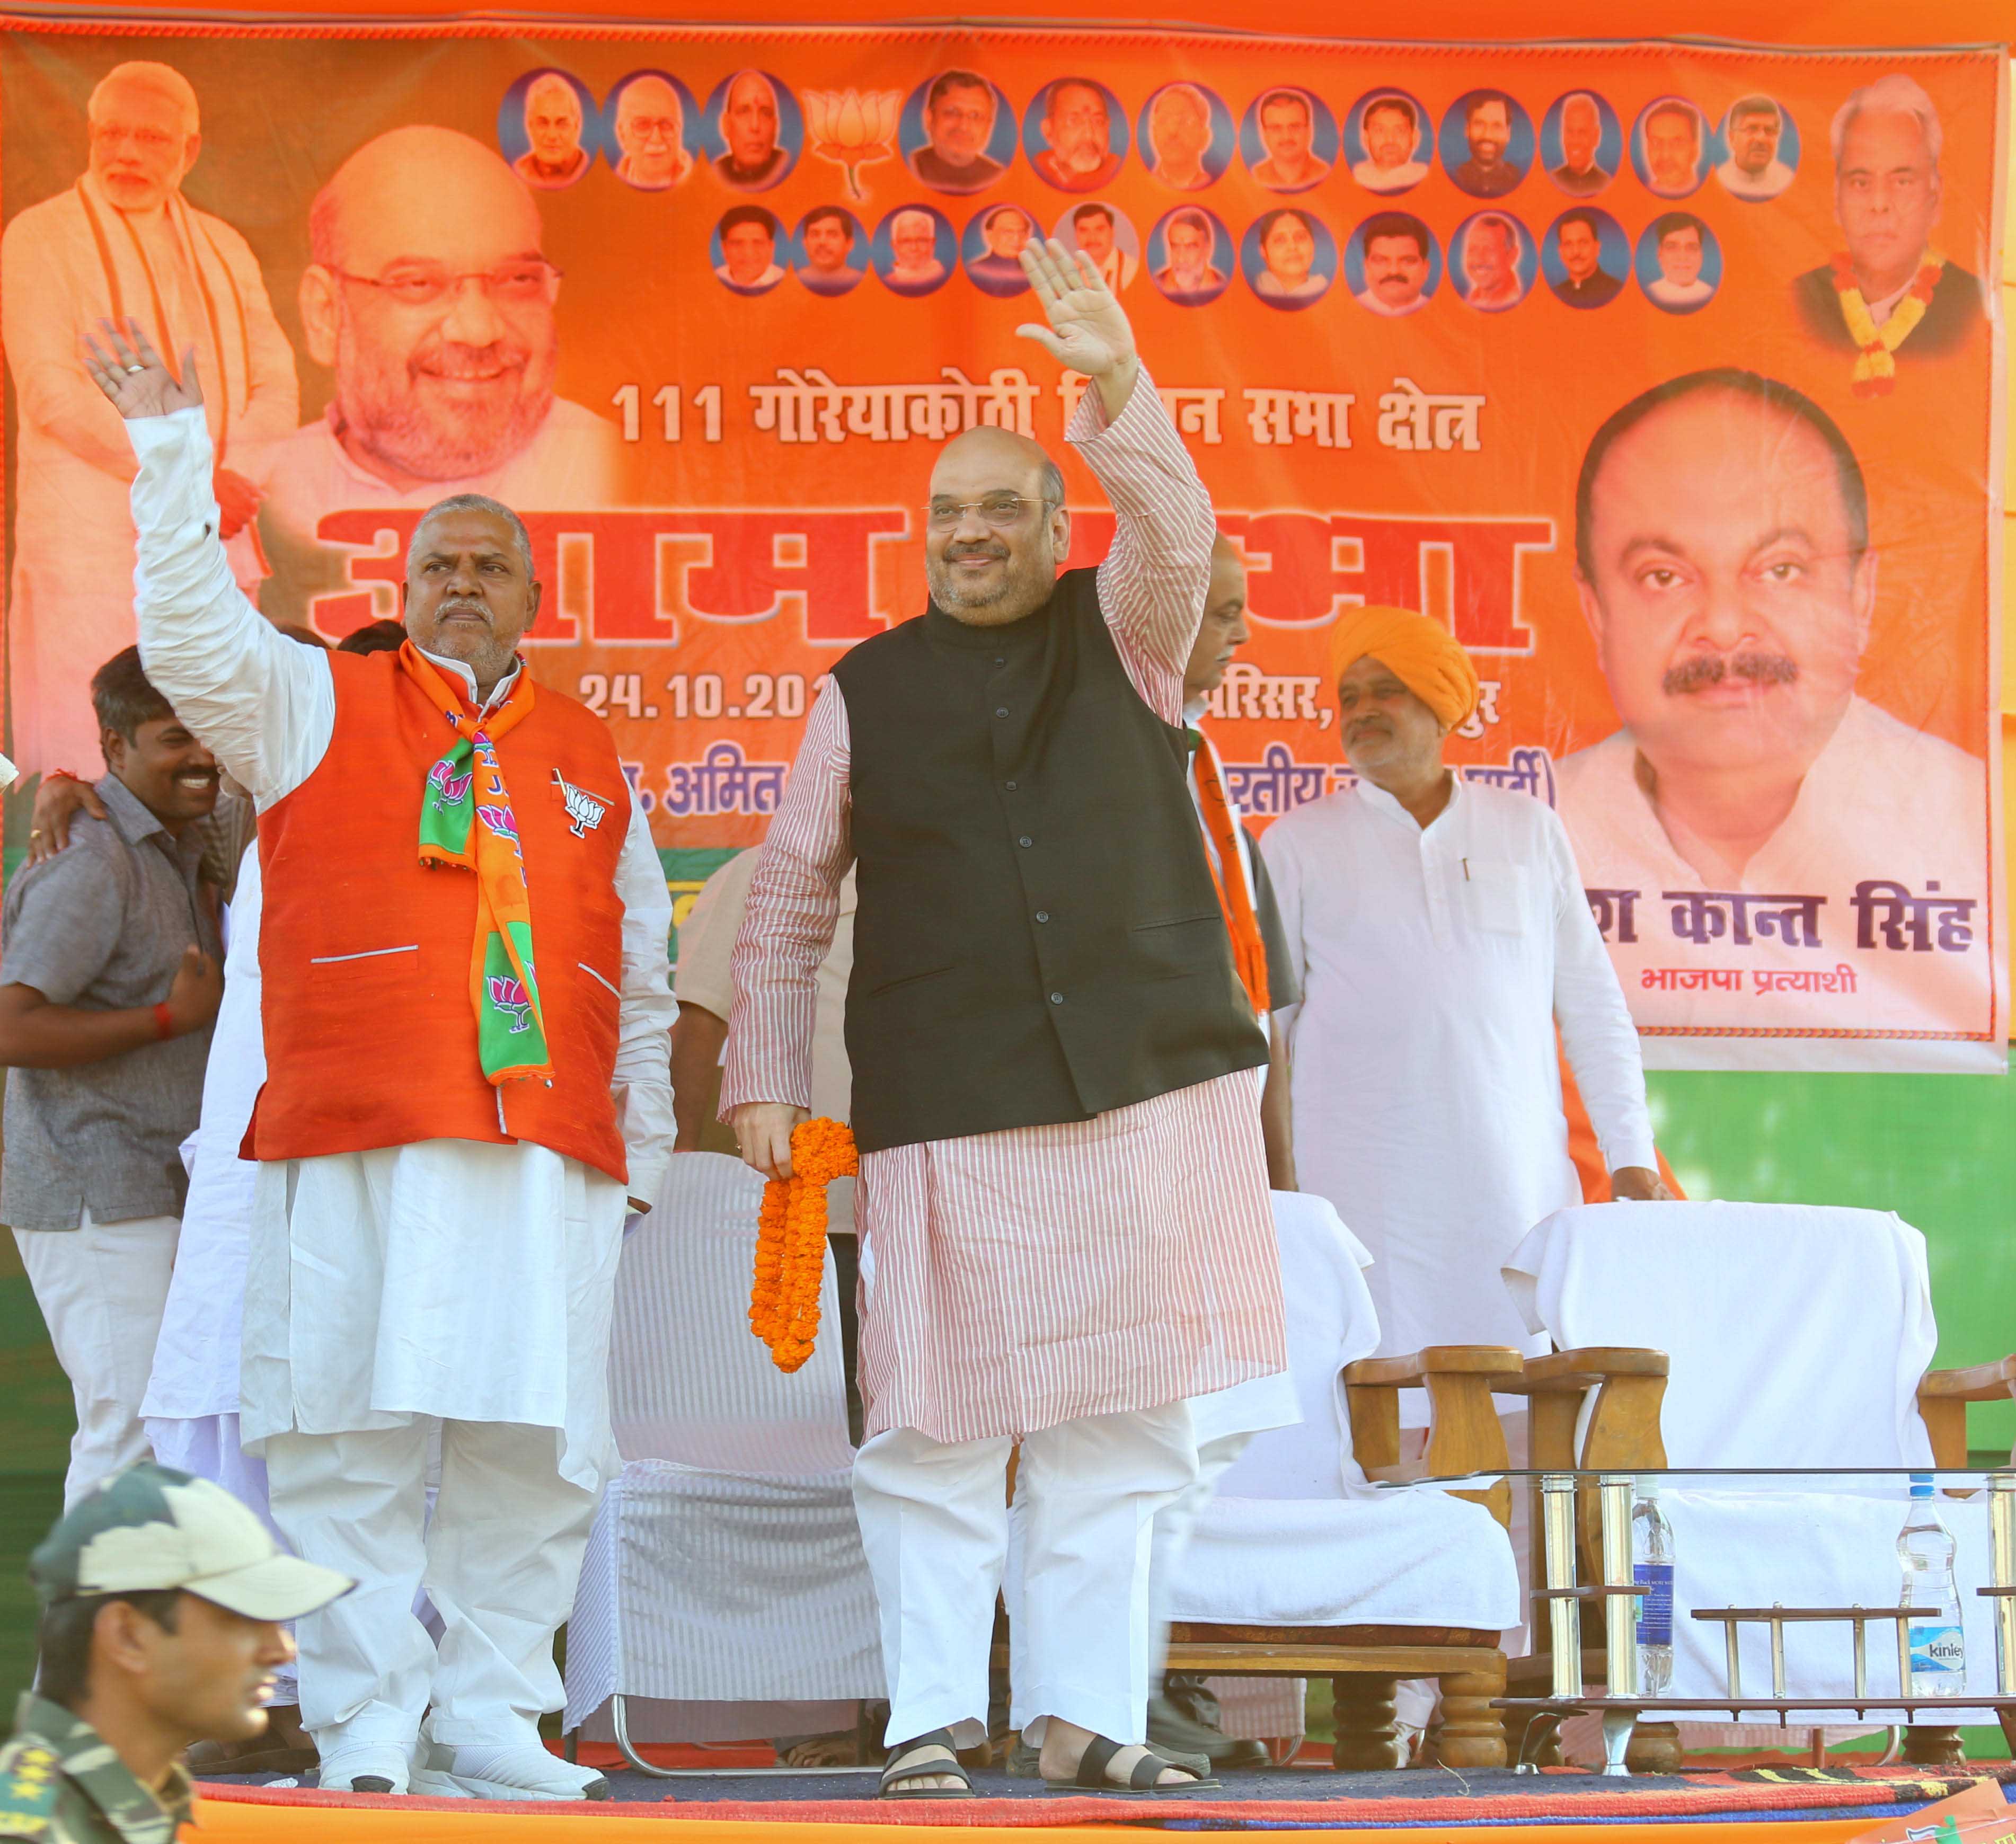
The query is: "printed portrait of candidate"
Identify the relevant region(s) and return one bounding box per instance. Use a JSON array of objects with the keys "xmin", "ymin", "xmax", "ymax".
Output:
[
  {"xmin": 1243, "ymin": 206, "xmax": 1334, "ymax": 308},
  {"xmin": 253, "ymin": 125, "xmax": 621, "ymax": 630},
  {"xmin": 903, "ymin": 70, "xmax": 1013, "ymax": 193},
  {"xmin": 1347, "ymin": 91, "xmax": 1431, "ymax": 194},
  {"xmin": 1024, "ymin": 76, "xmax": 1126, "ymax": 192},
  {"xmin": 1, "ymin": 56, "xmax": 298, "ymax": 768},
  {"xmin": 1546, "ymin": 206, "xmax": 1625, "ymax": 308},
  {"xmin": 1792, "ymin": 74, "xmax": 1983, "ymax": 367},
  {"xmin": 1542, "ymin": 90, "xmax": 1618, "ymax": 197},
  {"xmin": 1149, "ymin": 205, "xmax": 1232, "ymax": 304},
  {"xmin": 794, "ymin": 205, "xmax": 866, "ymax": 296},
  {"xmin": 963, "ymin": 202, "xmax": 1036, "ymax": 295},
  {"xmin": 1058, "ymin": 200, "xmax": 1138, "ymax": 289},
  {"xmin": 1557, "ymin": 370, "xmax": 1985, "ymax": 1009},
  {"xmin": 714, "ymin": 205, "xmax": 785, "ymax": 294},
  {"xmin": 502, "ymin": 70, "xmax": 594, "ymax": 190},
  {"xmin": 1443, "ymin": 90, "xmax": 1531, "ymax": 198},
  {"xmin": 1139, "ymin": 81, "xmax": 1232, "ymax": 191},
  {"xmin": 608, "ymin": 71, "xmax": 695, "ymax": 190},
  {"xmin": 1243, "ymin": 86, "xmax": 1334, "ymax": 193},
  {"xmin": 1634, "ymin": 97, "xmax": 1707, "ymax": 199},
  {"xmin": 1638, "ymin": 211, "xmax": 1719, "ymax": 313},
  {"xmin": 706, "ymin": 68, "xmax": 799, "ymax": 191},
  {"xmin": 873, "ymin": 203, "xmax": 955, "ymax": 296},
  {"xmin": 1349, "ymin": 210, "xmax": 1437, "ymax": 316},
  {"xmin": 1715, "ymin": 94, "xmax": 1799, "ymax": 201},
  {"xmin": 1449, "ymin": 209, "xmax": 1532, "ymax": 311}
]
